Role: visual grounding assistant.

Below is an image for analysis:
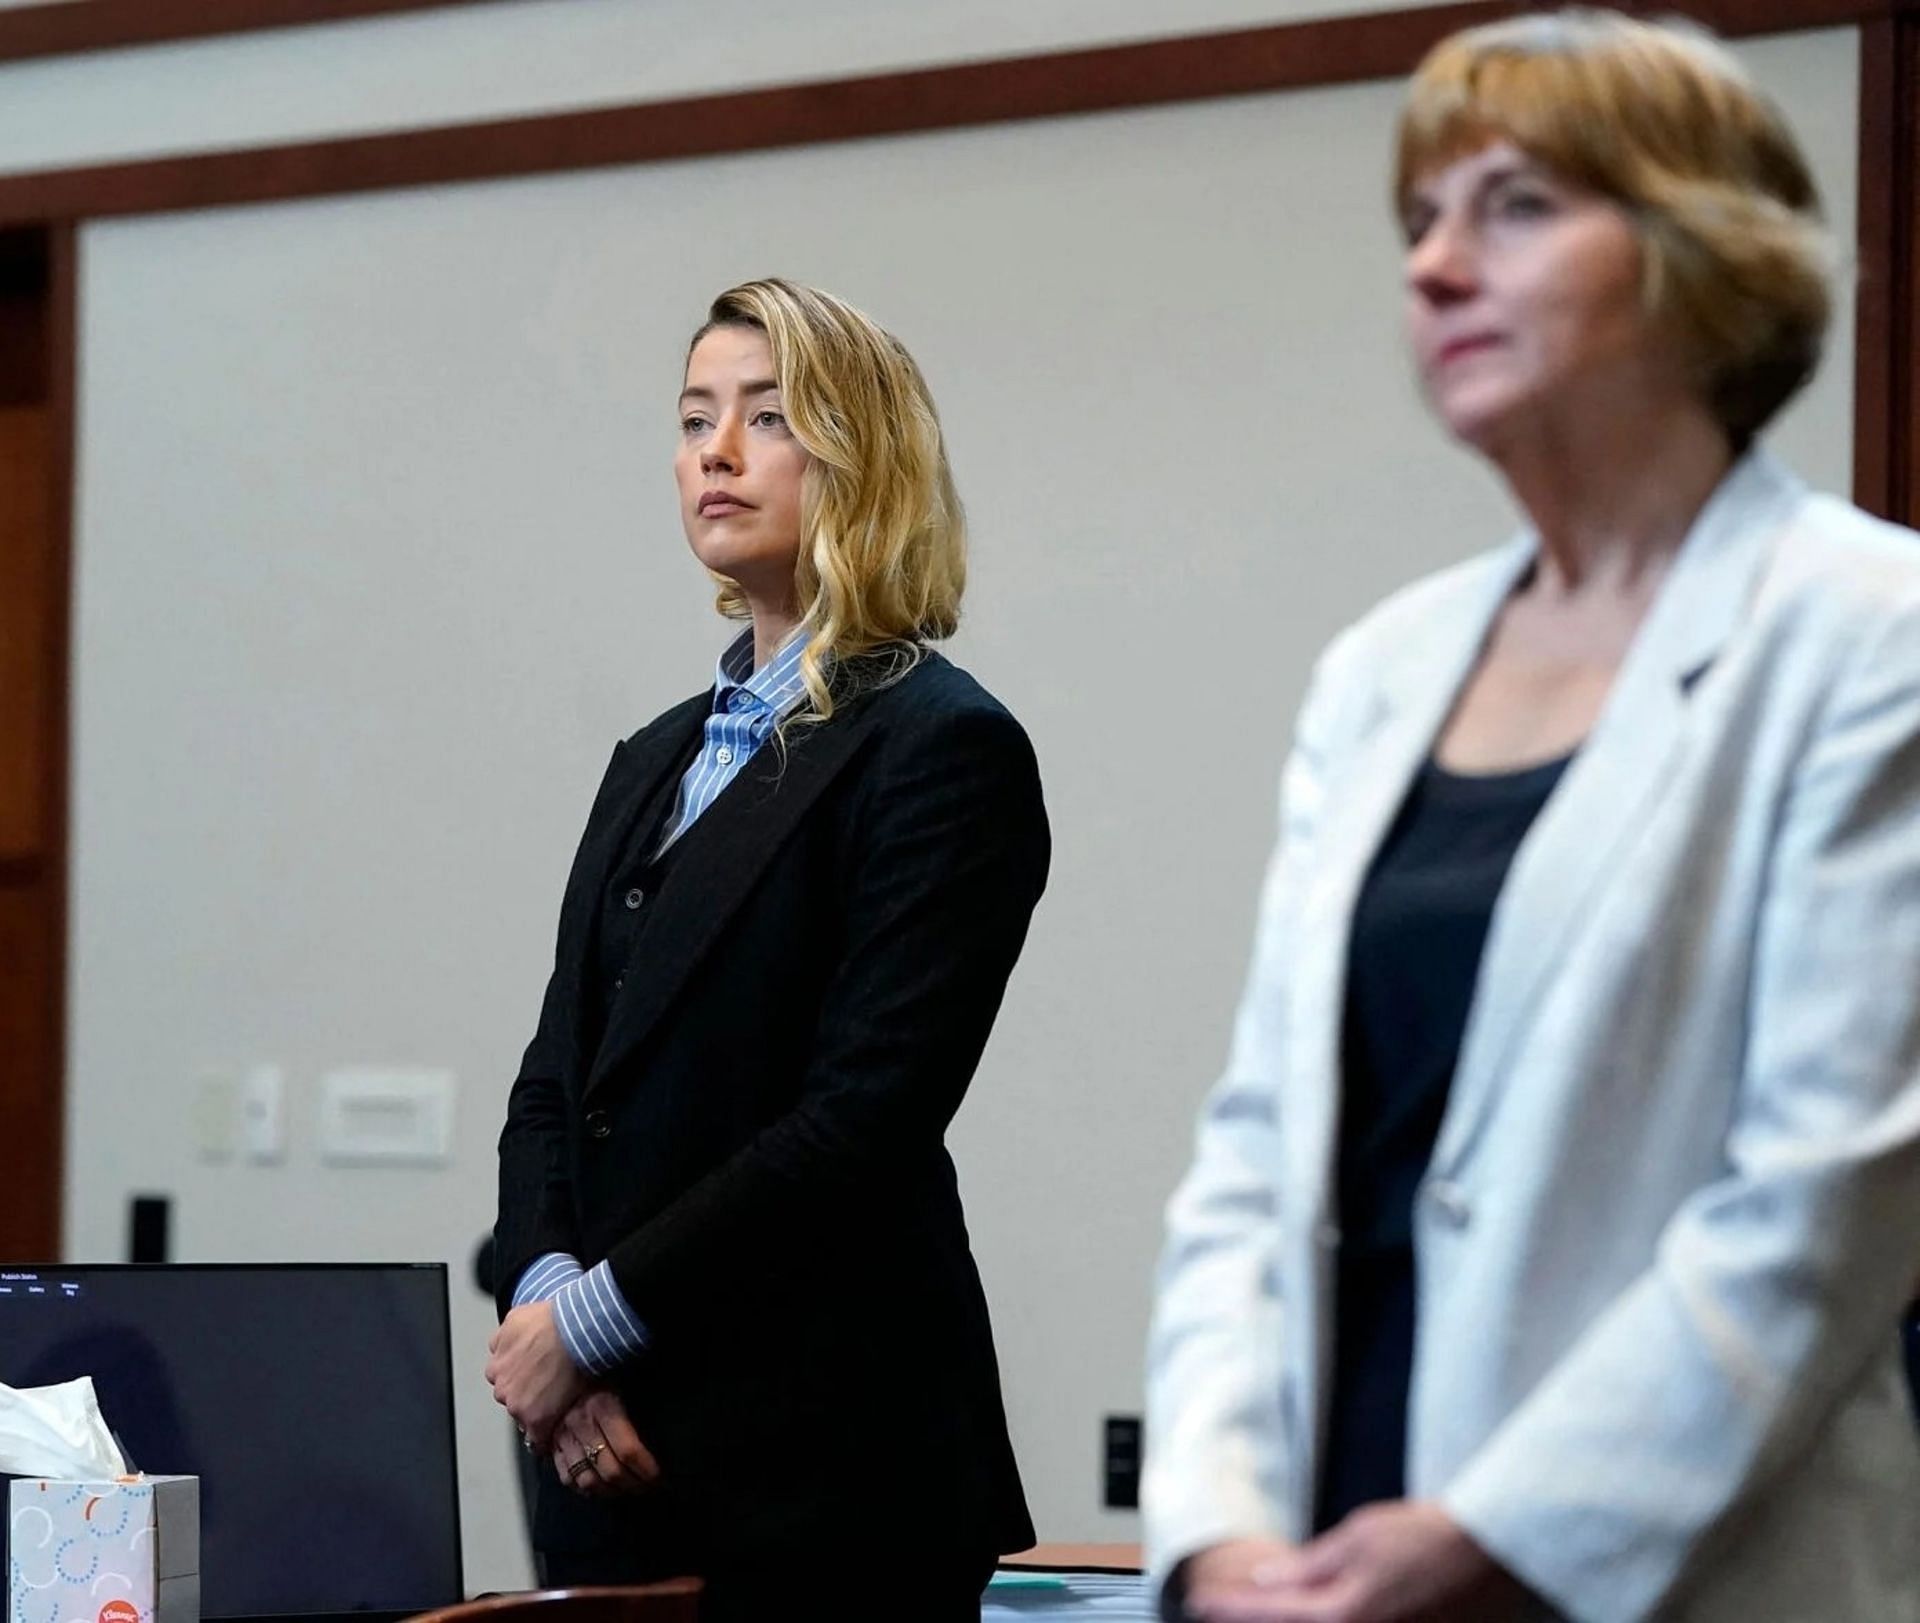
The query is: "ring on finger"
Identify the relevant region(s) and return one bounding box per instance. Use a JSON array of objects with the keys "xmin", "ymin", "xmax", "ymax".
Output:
[{"xmin": 565, "ymin": 1442, "xmax": 606, "ymax": 1482}]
